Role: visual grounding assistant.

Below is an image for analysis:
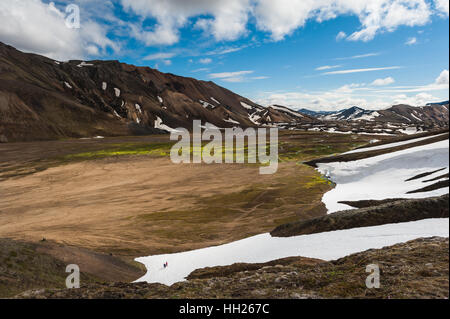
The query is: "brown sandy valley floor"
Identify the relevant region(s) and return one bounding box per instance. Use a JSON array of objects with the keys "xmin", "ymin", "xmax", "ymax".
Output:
[
  {"xmin": 0, "ymin": 158, "xmax": 329, "ymax": 256},
  {"xmin": 0, "ymin": 131, "xmax": 376, "ymax": 261}
]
